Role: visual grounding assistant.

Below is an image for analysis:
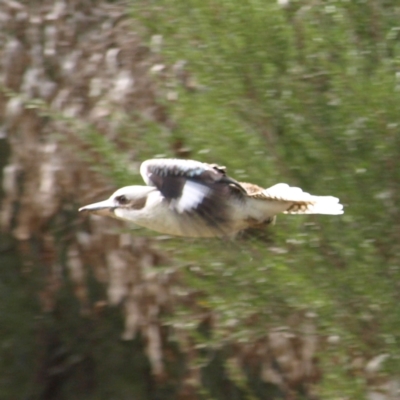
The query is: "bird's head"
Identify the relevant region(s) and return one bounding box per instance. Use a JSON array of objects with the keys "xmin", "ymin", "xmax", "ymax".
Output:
[{"xmin": 79, "ymin": 186, "xmax": 156, "ymax": 219}]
